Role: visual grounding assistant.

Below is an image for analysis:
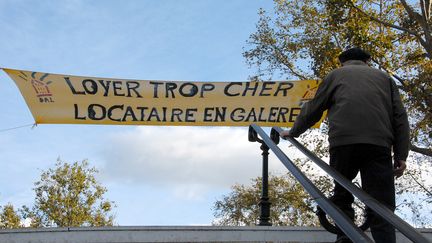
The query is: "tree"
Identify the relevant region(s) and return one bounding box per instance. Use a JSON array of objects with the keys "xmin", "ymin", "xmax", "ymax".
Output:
[
  {"xmin": 213, "ymin": 170, "xmax": 333, "ymax": 226},
  {"xmin": 0, "ymin": 203, "xmax": 21, "ymax": 229},
  {"xmin": 23, "ymin": 159, "xmax": 115, "ymax": 227},
  {"xmin": 244, "ymin": 0, "xmax": 431, "ymax": 157}
]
